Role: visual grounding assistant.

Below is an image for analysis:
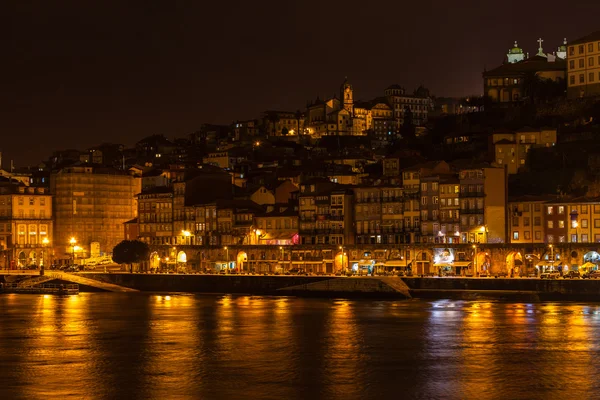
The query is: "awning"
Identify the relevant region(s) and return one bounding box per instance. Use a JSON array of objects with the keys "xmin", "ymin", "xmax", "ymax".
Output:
[
  {"xmin": 260, "ymin": 231, "xmax": 296, "ymax": 240},
  {"xmin": 536, "ymin": 261, "xmax": 563, "ymax": 267},
  {"xmin": 434, "ymin": 263, "xmax": 453, "ymax": 267},
  {"xmin": 453, "ymin": 262, "xmax": 472, "ymax": 267}
]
